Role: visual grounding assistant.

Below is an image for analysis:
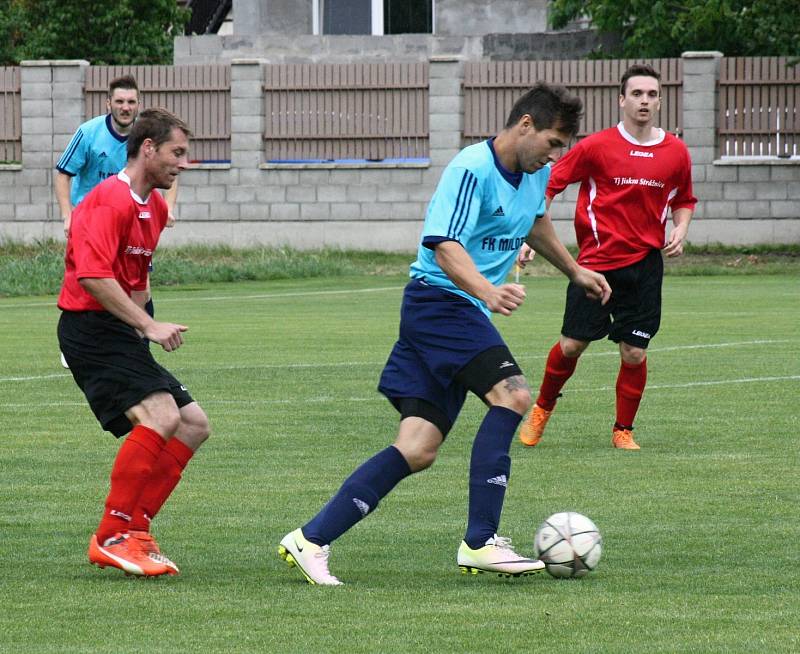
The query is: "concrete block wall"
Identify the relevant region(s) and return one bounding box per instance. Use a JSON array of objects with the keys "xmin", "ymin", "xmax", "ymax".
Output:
[{"xmin": 1, "ymin": 53, "xmax": 799, "ymax": 249}]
